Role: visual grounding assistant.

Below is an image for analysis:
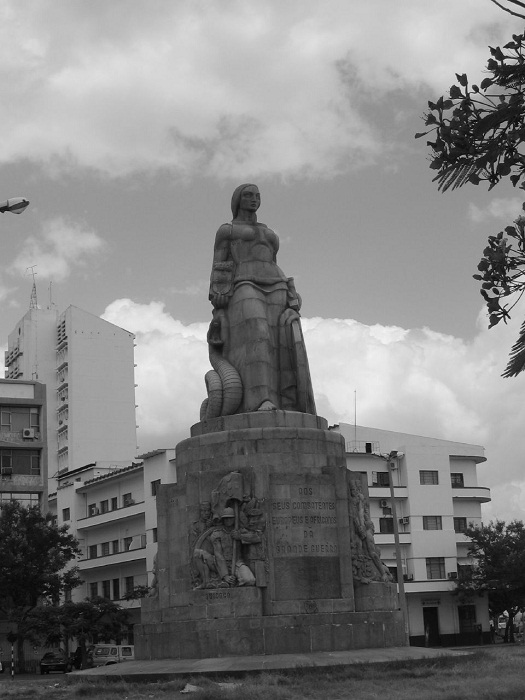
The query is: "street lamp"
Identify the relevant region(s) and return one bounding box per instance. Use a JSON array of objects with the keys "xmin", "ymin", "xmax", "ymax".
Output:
[
  {"xmin": 387, "ymin": 450, "xmax": 411, "ymax": 645},
  {"xmin": 0, "ymin": 197, "xmax": 30, "ymax": 215}
]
